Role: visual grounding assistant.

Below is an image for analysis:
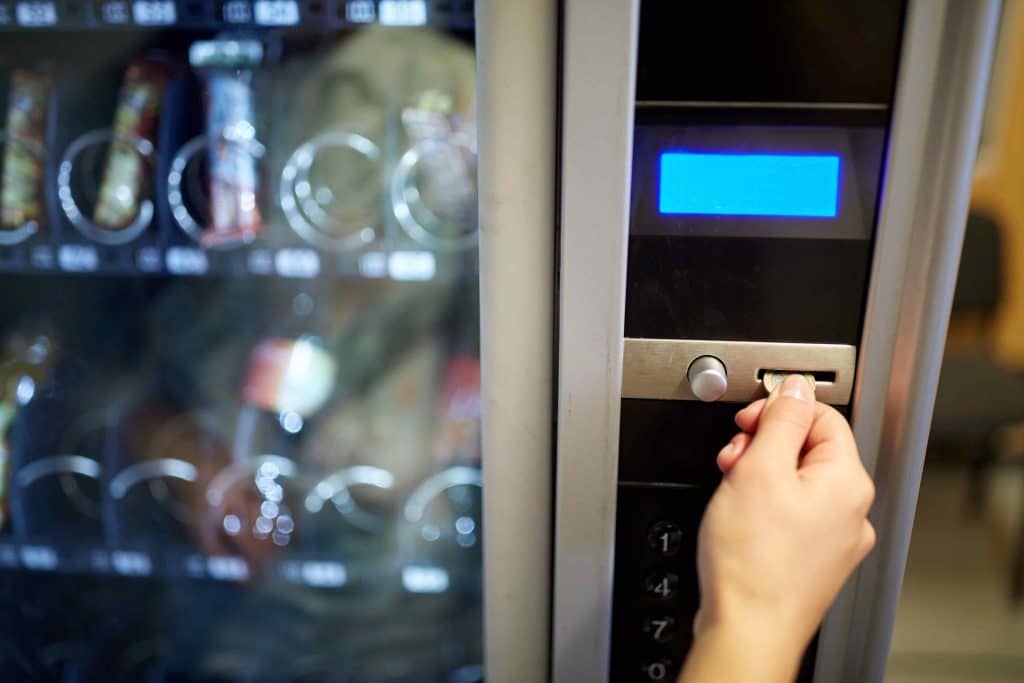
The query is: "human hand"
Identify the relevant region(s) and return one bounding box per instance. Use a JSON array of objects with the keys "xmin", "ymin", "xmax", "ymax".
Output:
[{"xmin": 680, "ymin": 374, "xmax": 876, "ymax": 682}]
